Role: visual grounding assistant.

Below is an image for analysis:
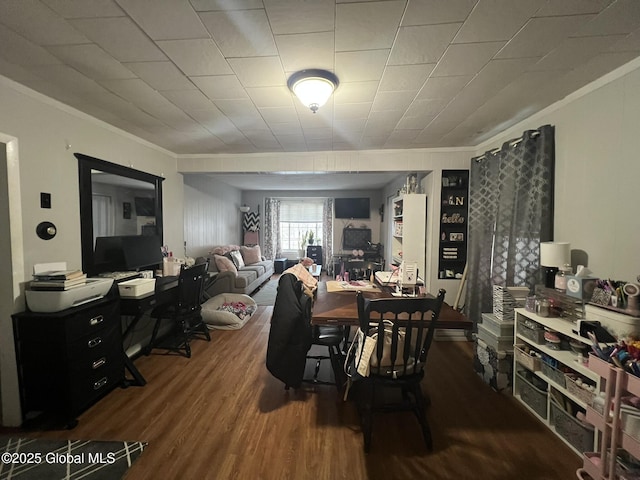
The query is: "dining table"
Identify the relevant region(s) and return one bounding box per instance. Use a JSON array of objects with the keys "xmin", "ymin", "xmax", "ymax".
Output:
[{"xmin": 311, "ymin": 280, "xmax": 472, "ymax": 331}]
